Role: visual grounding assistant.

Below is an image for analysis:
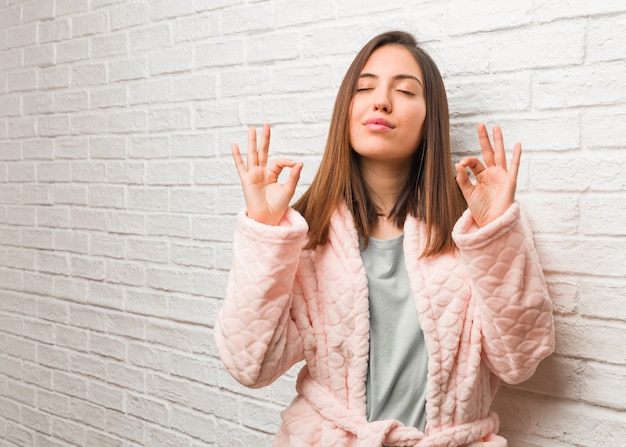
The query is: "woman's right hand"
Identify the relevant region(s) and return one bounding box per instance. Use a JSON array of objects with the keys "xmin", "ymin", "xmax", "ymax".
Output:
[{"xmin": 232, "ymin": 124, "xmax": 303, "ymax": 226}]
